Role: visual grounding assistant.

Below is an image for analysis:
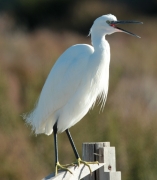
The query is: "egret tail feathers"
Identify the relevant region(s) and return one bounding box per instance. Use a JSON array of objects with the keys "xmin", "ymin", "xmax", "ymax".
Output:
[{"xmin": 23, "ymin": 109, "xmax": 55, "ymax": 136}]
